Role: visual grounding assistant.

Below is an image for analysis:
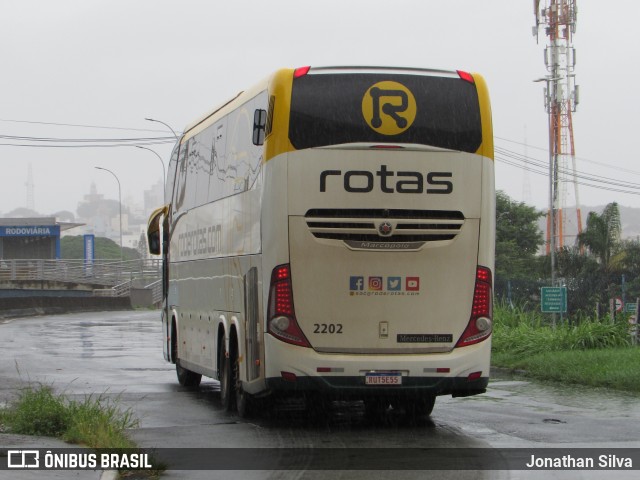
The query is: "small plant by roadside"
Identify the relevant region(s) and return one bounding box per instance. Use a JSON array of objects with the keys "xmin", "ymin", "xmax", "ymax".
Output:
[
  {"xmin": 0, "ymin": 384, "xmax": 164, "ymax": 478},
  {"xmin": 0, "ymin": 384, "xmax": 68, "ymax": 437},
  {"xmin": 0, "ymin": 384, "xmax": 138, "ymax": 448}
]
